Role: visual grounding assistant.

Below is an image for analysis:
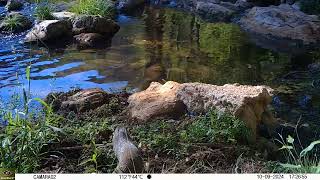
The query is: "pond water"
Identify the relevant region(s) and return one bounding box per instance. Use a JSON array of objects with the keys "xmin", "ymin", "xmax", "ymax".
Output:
[{"xmin": 0, "ymin": 5, "xmax": 320, "ymax": 138}]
